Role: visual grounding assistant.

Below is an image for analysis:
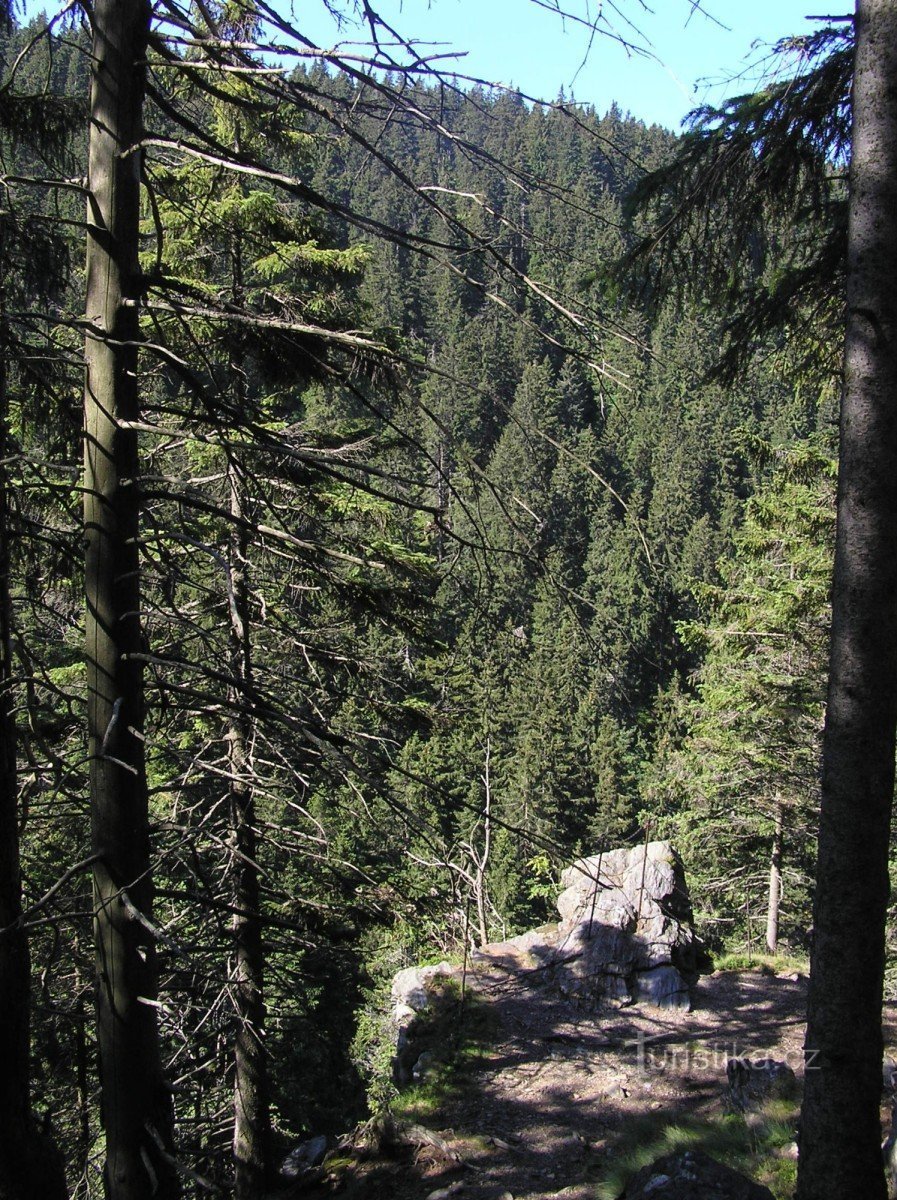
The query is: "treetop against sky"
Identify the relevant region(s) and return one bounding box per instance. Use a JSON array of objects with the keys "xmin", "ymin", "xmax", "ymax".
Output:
[
  {"xmin": 22, "ymin": 0, "xmax": 838, "ymax": 129},
  {"xmin": 286, "ymin": 0, "xmax": 837, "ymax": 128}
]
